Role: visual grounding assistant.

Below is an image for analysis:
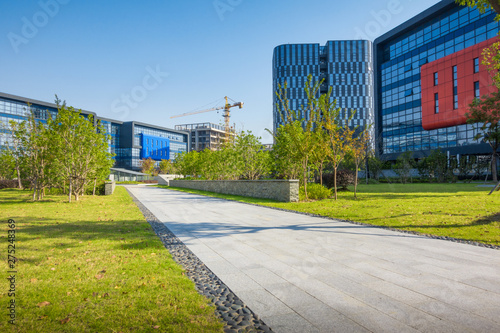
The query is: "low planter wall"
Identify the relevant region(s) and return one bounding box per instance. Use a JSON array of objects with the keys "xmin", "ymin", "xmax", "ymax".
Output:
[
  {"xmin": 104, "ymin": 181, "xmax": 116, "ymax": 195},
  {"xmin": 169, "ymin": 179, "xmax": 299, "ymax": 202}
]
